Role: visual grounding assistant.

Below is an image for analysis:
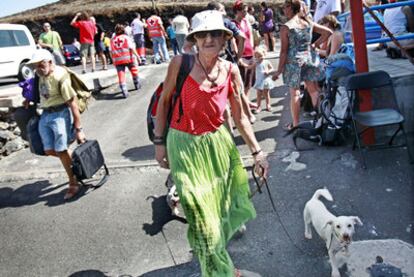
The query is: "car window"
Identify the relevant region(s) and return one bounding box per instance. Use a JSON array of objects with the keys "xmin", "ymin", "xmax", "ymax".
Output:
[
  {"xmin": 13, "ymin": 30, "xmax": 30, "ymax": 46},
  {"xmin": 0, "ymin": 30, "xmax": 16, "ymax": 48}
]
